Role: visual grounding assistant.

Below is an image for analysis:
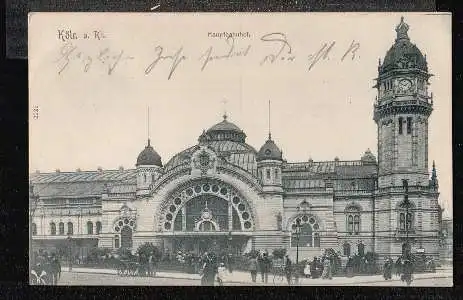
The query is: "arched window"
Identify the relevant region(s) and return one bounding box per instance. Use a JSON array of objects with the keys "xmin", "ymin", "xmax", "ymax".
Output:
[
  {"xmin": 314, "ymin": 233, "xmax": 320, "ymax": 247},
  {"xmin": 144, "ymin": 173, "xmax": 147, "ymax": 183},
  {"xmin": 399, "ymin": 213, "xmax": 406, "ymax": 230},
  {"xmin": 343, "ymin": 243, "xmax": 351, "ymax": 256},
  {"xmin": 96, "ymin": 221, "xmax": 102, "ymax": 234},
  {"xmin": 266, "ymin": 169, "xmax": 271, "ymax": 180},
  {"xmin": 151, "ymin": 174, "xmax": 155, "ymax": 183},
  {"xmin": 59, "ymin": 222, "xmax": 65, "ymax": 235},
  {"xmin": 355, "ymin": 216, "xmax": 361, "ymax": 235},
  {"xmin": 398, "ymin": 200, "xmax": 415, "ymax": 232},
  {"xmin": 67, "ymin": 222, "xmax": 73, "ymax": 235},
  {"xmin": 87, "ymin": 221, "xmax": 93, "ymax": 235},
  {"xmin": 32, "ymin": 223, "xmax": 37, "ymax": 236},
  {"xmin": 347, "ymin": 215, "xmax": 354, "ymax": 234},
  {"xmin": 398, "ymin": 117, "xmax": 403, "ymax": 134},
  {"xmin": 275, "ymin": 169, "xmax": 279, "ymax": 181},
  {"xmin": 407, "ymin": 117, "xmax": 412, "ymax": 134},
  {"xmin": 114, "ymin": 235, "xmax": 120, "ymax": 249},
  {"xmin": 50, "ymin": 222, "xmax": 56, "ymax": 235},
  {"xmin": 346, "ymin": 204, "xmax": 361, "ymax": 236},
  {"xmin": 358, "ymin": 242, "xmax": 365, "ymax": 256}
]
